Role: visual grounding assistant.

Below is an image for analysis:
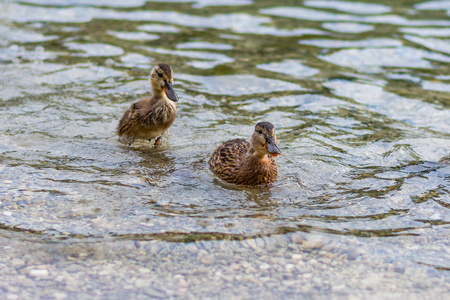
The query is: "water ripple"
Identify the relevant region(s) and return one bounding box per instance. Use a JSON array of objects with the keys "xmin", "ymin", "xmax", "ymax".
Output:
[
  {"xmin": 261, "ymin": 6, "xmax": 450, "ymax": 26},
  {"xmin": 257, "ymin": 60, "xmax": 319, "ymax": 78},
  {"xmin": 320, "ymin": 46, "xmax": 450, "ymax": 72},
  {"xmin": 304, "ymin": 0, "xmax": 392, "ymax": 14},
  {"xmin": 178, "ymin": 73, "xmax": 306, "ymax": 96}
]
